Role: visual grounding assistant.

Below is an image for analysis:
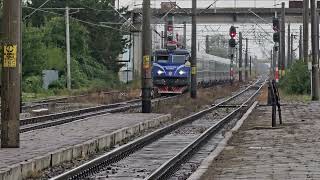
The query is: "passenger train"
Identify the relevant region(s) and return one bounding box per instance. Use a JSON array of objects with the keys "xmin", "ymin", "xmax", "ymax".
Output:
[{"xmin": 152, "ymin": 46, "xmax": 232, "ymax": 94}]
